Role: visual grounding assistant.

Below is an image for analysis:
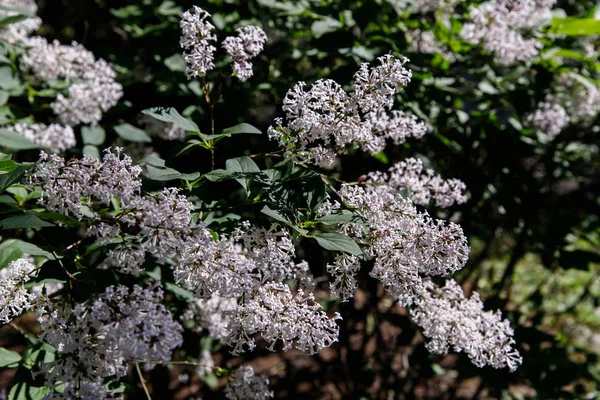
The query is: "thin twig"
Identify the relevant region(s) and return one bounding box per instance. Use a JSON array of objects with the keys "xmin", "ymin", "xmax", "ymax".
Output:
[{"xmin": 136, "ymin": 362, "xmax": 152, "ymax": 400}]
